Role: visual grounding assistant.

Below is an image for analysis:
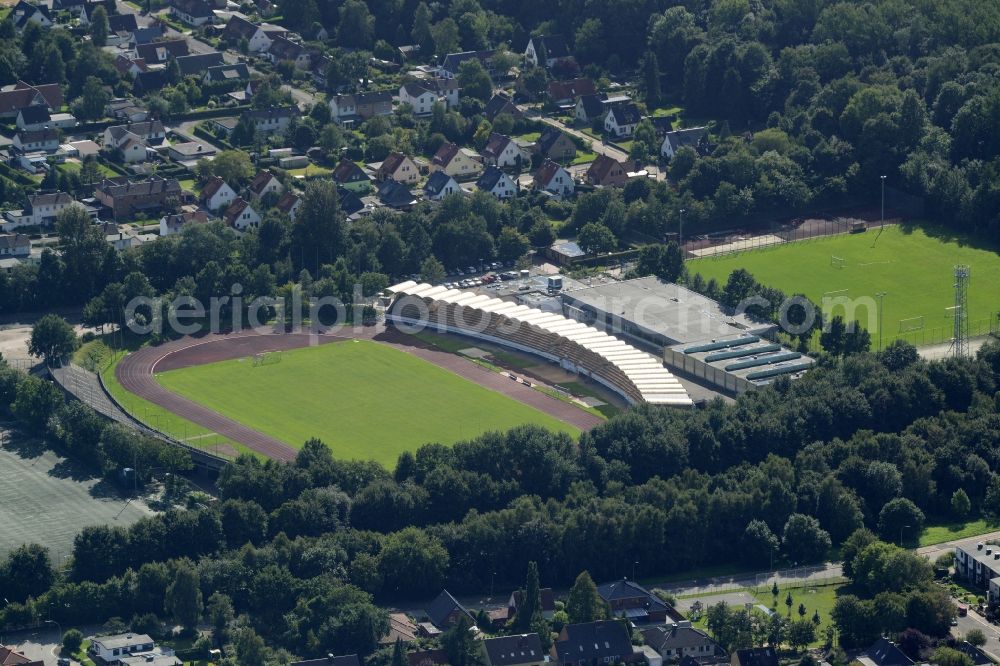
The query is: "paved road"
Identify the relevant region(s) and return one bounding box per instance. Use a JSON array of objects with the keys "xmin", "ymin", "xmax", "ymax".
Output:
[
  {"xmin": 517, "ymin": 104, "xmax": 630, "ymax": 162},
  {"xmin": 954, "ymin": 613, "xmax": 1000, "ymax": 661}
]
